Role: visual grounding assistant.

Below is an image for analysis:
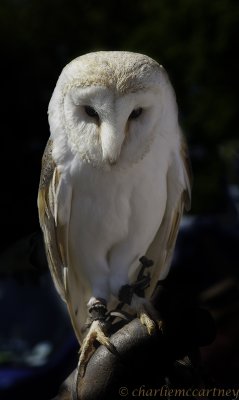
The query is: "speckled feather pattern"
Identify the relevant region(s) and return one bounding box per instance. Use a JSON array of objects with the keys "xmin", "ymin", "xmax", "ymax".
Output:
[
  {"xmin": 39, "ymin": 139, "xmax": 55, "ymax": 189},
  {"xmin": 61, "ymin": 51, "xmax": 163, "ymax": 94}
]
